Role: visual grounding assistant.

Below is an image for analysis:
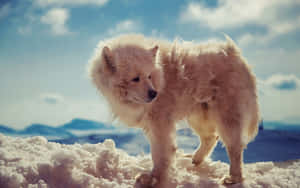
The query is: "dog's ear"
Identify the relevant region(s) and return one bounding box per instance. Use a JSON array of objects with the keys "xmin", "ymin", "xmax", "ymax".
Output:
[
  {"xmin": 150, "ymin": 45, "xmax": 159, "ymax": 57},
  {"xmin": 102, "ymin": 46, "xmax": 116, "ymax": 73}
]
